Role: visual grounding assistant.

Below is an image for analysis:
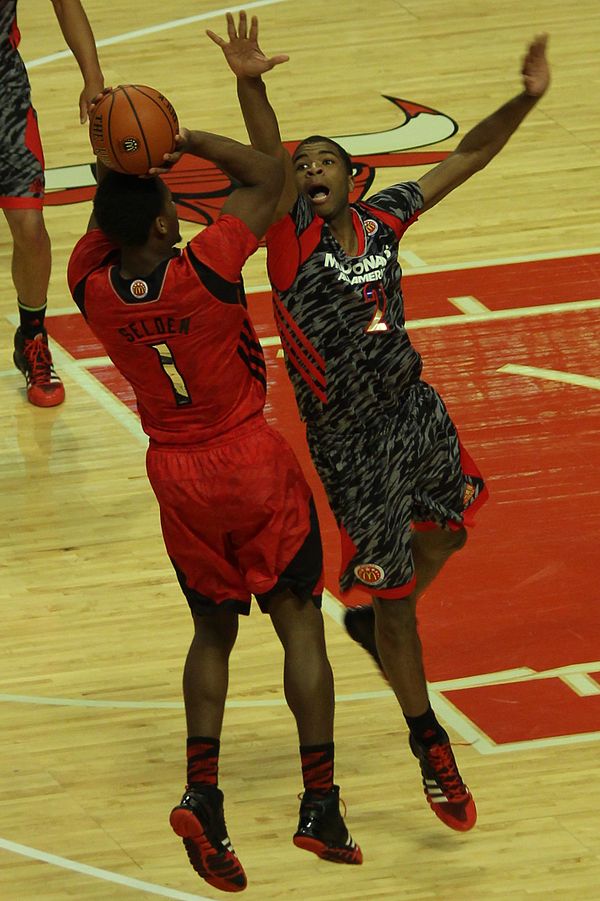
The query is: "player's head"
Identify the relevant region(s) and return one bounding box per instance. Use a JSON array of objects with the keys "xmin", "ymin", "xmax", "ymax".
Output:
[
  {"xmin": 292, "ymin": 136, "xmax": 354, "ymax": 220},
  {"xmin": 94, "ymin": 172, "xmax": 181, "ymax": 247}
]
